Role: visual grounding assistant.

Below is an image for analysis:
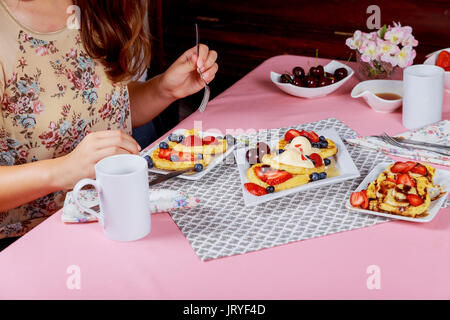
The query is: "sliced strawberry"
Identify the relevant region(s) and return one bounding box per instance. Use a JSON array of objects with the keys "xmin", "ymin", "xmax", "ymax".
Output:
[
  {"xmin": 391, "ymin": 161, "xmax": 417, "ymax": 173},
  {"xmin": 408, "ymin": 194, "xmax": 424, "ymax": 207},
  {"xmin": 386, "ymin": 177, "xmax": 397, "ymax": 184},
  {"xmin": 299, "ymin": 130, "xmax": 320, "ymax": 143},
  {"xmin": 361, "ymin": 190, "xmax": 369, "ymax": 209},
  {"xmin": 158, "ymin": 148, "xmax": 172, "ymax": 160},
  {"xmin": 253, "ymin": 166, "xmax": 267, "ymax": 180},
  {"xmin": 175, "ymin": 151, "xmax": 195, "ymax": 162},
  {"xmin": 308, "ymin": 153, "xmax": 323, "ymax": 167},
  {"xmin": 410, "ymin": 164, "xmax": 427, "ymax": 176},
  {"xmin": 436, "ymin": 50, "xmax": 450, "ymax": 70},
  {"xmin": 202, "ymin": 136, "xmax": 217, "ymax": 145},
  {"xmin": 183, "ymin": 135, "xmax": 203, "ymax": 147},
  {"xmin": 350, "ymin": 191, "xmax": 365, "ymax": 207},
  {"xmin": 396, "ymin": 173, "xmax": 415, "ymax": 187},
  {"xmin": 263, "ymin": 170, "xmax": 292, "ymax": 186},
  {"xmin": 284, "ymin": 129, "xmax": 301, "ymax": 142},
  {"xmin": 244, "ymin": 183, "xmax": 268, "ymax": 196}
]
